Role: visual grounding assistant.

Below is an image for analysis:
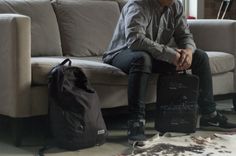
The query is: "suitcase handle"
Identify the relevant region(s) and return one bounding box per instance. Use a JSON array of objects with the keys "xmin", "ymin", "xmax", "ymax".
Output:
[
  {"xmin": 165, "ymin": 70, "xmax": 187, "ymax": 75},
  {"xmin": 177, "ymin": 70, "xmax": 187, "ymax": 75}
]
